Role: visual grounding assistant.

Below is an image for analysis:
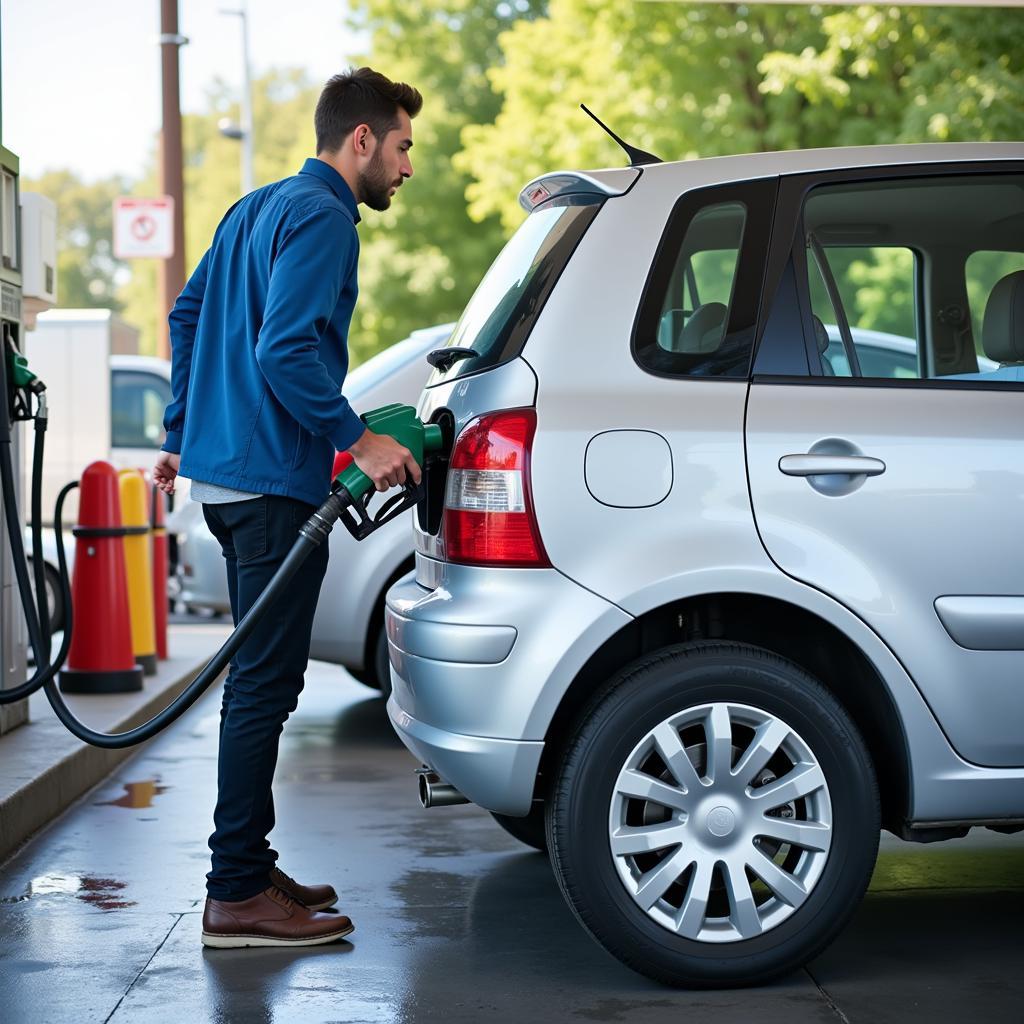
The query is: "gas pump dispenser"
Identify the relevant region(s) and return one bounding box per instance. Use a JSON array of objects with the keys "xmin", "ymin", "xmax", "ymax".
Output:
[{"xmin": 0, "ymin": 141, "xmax": 29, "ymax": 735}]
